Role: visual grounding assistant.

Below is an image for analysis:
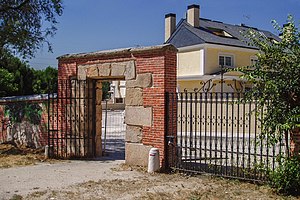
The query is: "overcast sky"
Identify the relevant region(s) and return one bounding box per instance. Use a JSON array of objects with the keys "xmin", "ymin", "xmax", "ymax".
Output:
[{"xmin": 28, "ymin": 0, "xmax": 300, "ymax": 70}]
